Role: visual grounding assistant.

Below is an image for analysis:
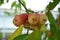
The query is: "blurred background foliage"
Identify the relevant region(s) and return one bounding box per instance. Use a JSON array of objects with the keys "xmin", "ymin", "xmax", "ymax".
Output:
[
  {"xmin": 0, "ymin": 33, "xmax": 2, "ymax": 38},
  {"xmin": 0, "ymin": 0, "xmax": 26, "ymax": 16}
]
